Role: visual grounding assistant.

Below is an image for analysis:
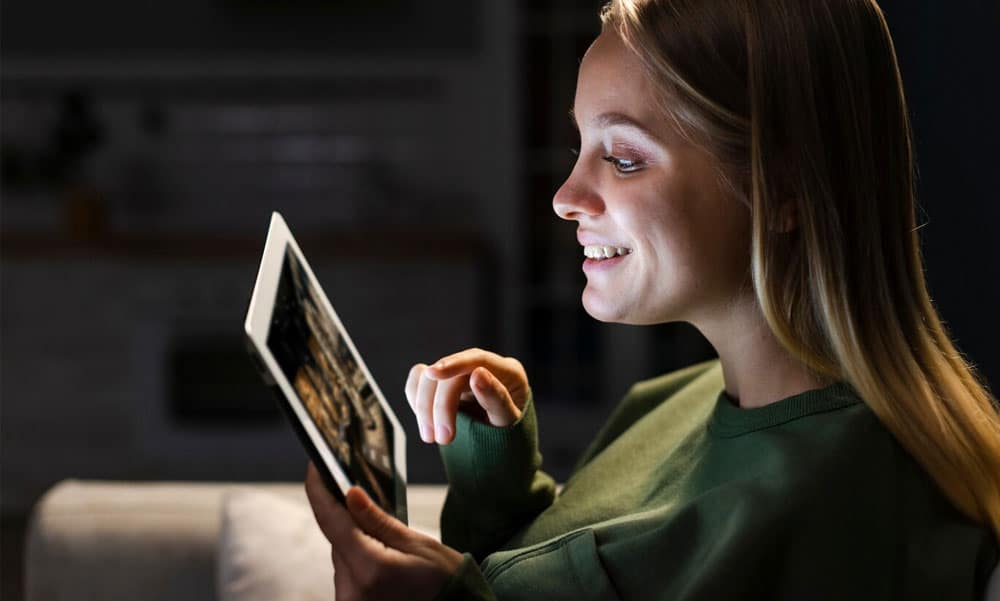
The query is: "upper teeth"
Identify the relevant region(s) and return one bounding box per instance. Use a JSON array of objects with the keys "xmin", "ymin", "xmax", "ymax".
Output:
[{"xmin": 583, "ymin": 245, "xmax": 631, "ymax": 259}]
